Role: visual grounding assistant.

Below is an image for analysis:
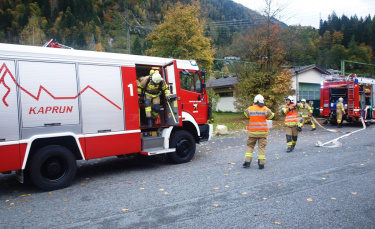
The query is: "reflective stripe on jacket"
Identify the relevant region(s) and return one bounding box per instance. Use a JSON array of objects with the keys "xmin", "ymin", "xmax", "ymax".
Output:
[
  {"xmin": 247, "ymin": 105, "xmax": 268, "ymax": 133},
  {"xmin": 336, "ymin": 102, "xmax": 345, "ymax": 112},
  {"xmin": 140, "ymin": 76, "xmax": 170, "ymax": 97},
  {"xmin": 283, "ymin": 104, "xmax": 299, "ymax": 125}
]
